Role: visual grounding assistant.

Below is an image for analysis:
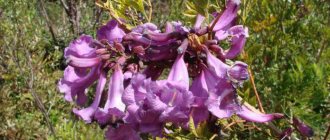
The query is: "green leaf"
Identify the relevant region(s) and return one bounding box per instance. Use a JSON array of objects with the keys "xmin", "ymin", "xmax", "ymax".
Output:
[
  {"xmin": 129, "ymin": 0, "xmax": 145, "ymax": 13},
  {"xmin": 192, "ymin": 0, "xmax": 210, "ymax": 16},
  {"xmin": 188, "ymin": 116, "xmax": 198, "ymax": 137}
]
